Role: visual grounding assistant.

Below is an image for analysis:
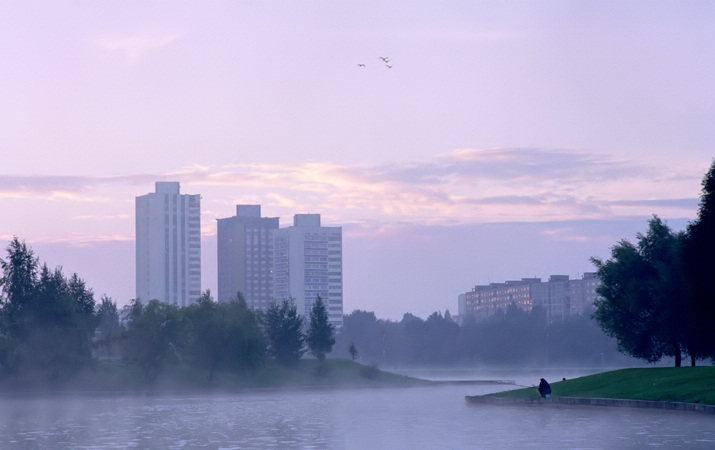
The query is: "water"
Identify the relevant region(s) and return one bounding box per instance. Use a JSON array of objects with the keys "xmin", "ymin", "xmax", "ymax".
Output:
[{"xmin": 1, "ymin": 383, "xmax": 713, "ymax": 449}]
